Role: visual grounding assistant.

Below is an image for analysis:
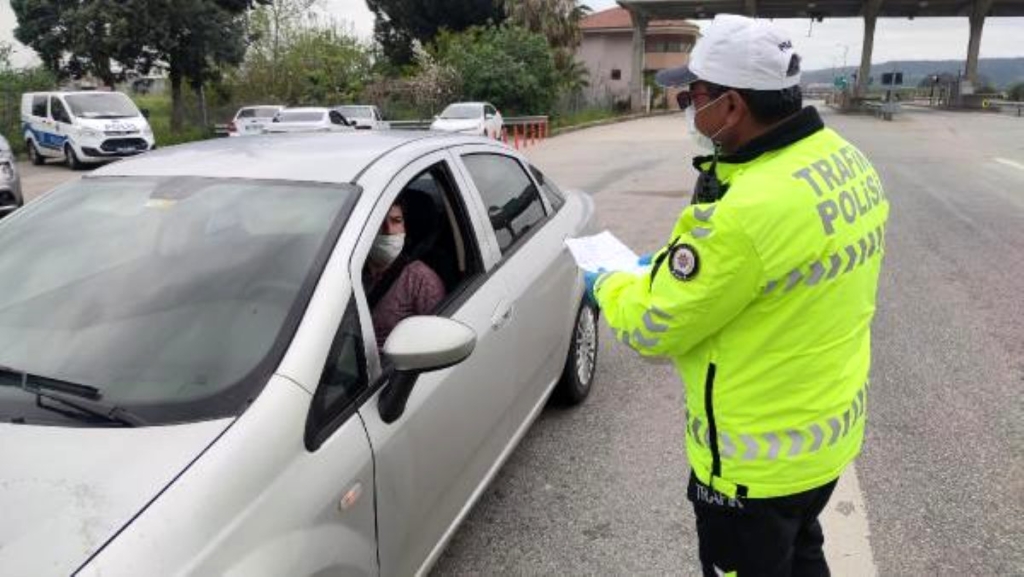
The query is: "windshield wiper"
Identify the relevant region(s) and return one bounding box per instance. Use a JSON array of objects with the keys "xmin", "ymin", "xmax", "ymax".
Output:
[{"xmin": 0, "ymin": 365, "xmax": 145, "ymax": 427}]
